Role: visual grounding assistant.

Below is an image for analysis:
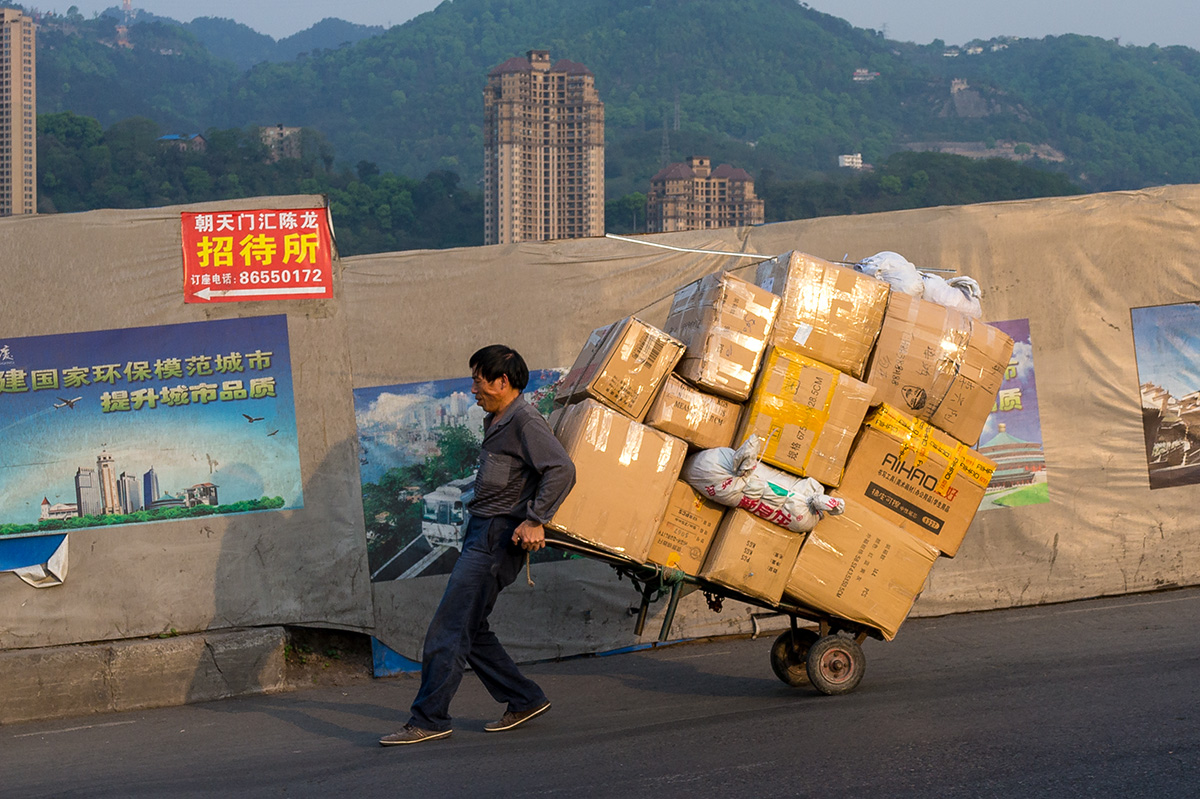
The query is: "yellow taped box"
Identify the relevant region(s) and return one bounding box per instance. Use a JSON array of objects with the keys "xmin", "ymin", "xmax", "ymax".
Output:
[
  {"xmin": 644, "ymin": 374, "xmax": 742, "ymax": 451},
  {"xmin": 784, "ymin": 498, "xmax": 939, "ymax": 641},
  {"xmin": 662, "ymin": 271, "xmax": 781, "ymax": 401},
  {"xmin": 549, "ymin": 399, "xmax": 688, "ymax": 562},
  {"xmin": 735, "ymin": 346, "xmax": 875, "ymax": 487},
  {"xmin": 646, "ymin": 480, "xmax": 726, "ymax": 575},
  {"xmin": 866, "ymin": 291, "xmax": 1015, "ymax": 446},
  {"xmin": 754, "ymin": 251, "xmax": 890, "ymax": 379},
  {"xmin": 699, "ymin": 508, "xmax": 804, "ymax": 605},
  {"xmin": 833, "ymin": 404, "xmax": 997, "ymax": 557},
  {"xmin": 557, "ymin": 317, "xmax": 686, "ymax": 422}
]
